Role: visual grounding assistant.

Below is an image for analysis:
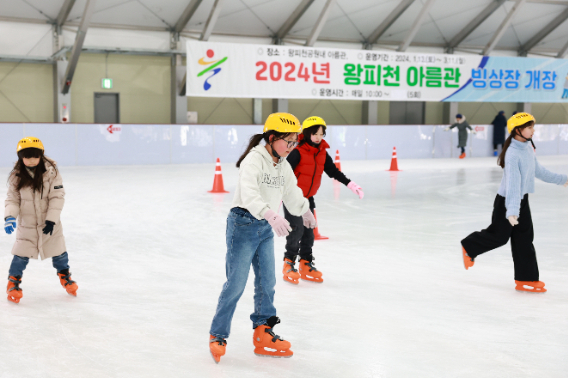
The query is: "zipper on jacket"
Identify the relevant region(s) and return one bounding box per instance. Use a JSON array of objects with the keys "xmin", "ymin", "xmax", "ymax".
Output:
[{"xmin": 307, "ymin": 147, "xmax": 321, "ymax": 196}]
